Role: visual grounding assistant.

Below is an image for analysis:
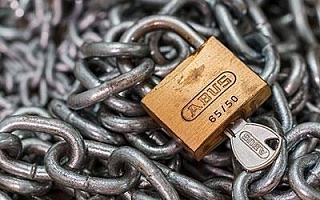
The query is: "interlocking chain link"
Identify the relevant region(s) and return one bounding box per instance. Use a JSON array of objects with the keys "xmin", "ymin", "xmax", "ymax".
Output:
[{"xmin": 0, "ymin": 0, "xmax": 320, "ymax": 199}]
